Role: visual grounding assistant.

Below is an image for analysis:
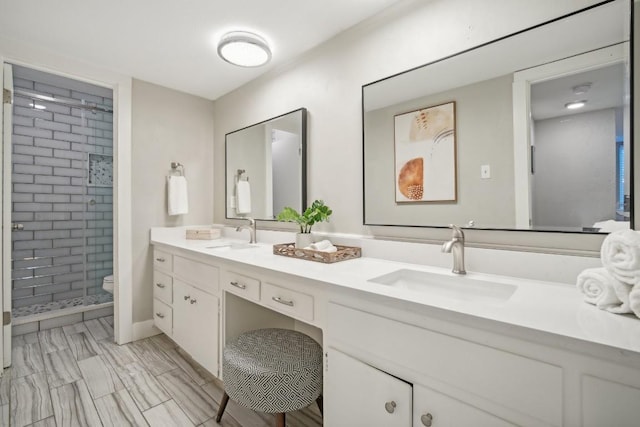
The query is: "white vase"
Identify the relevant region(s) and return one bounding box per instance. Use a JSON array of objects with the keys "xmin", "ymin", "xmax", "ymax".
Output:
[{"xmin": 295, "ymin": 233, "xmax": 313, "ymax": 249}]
